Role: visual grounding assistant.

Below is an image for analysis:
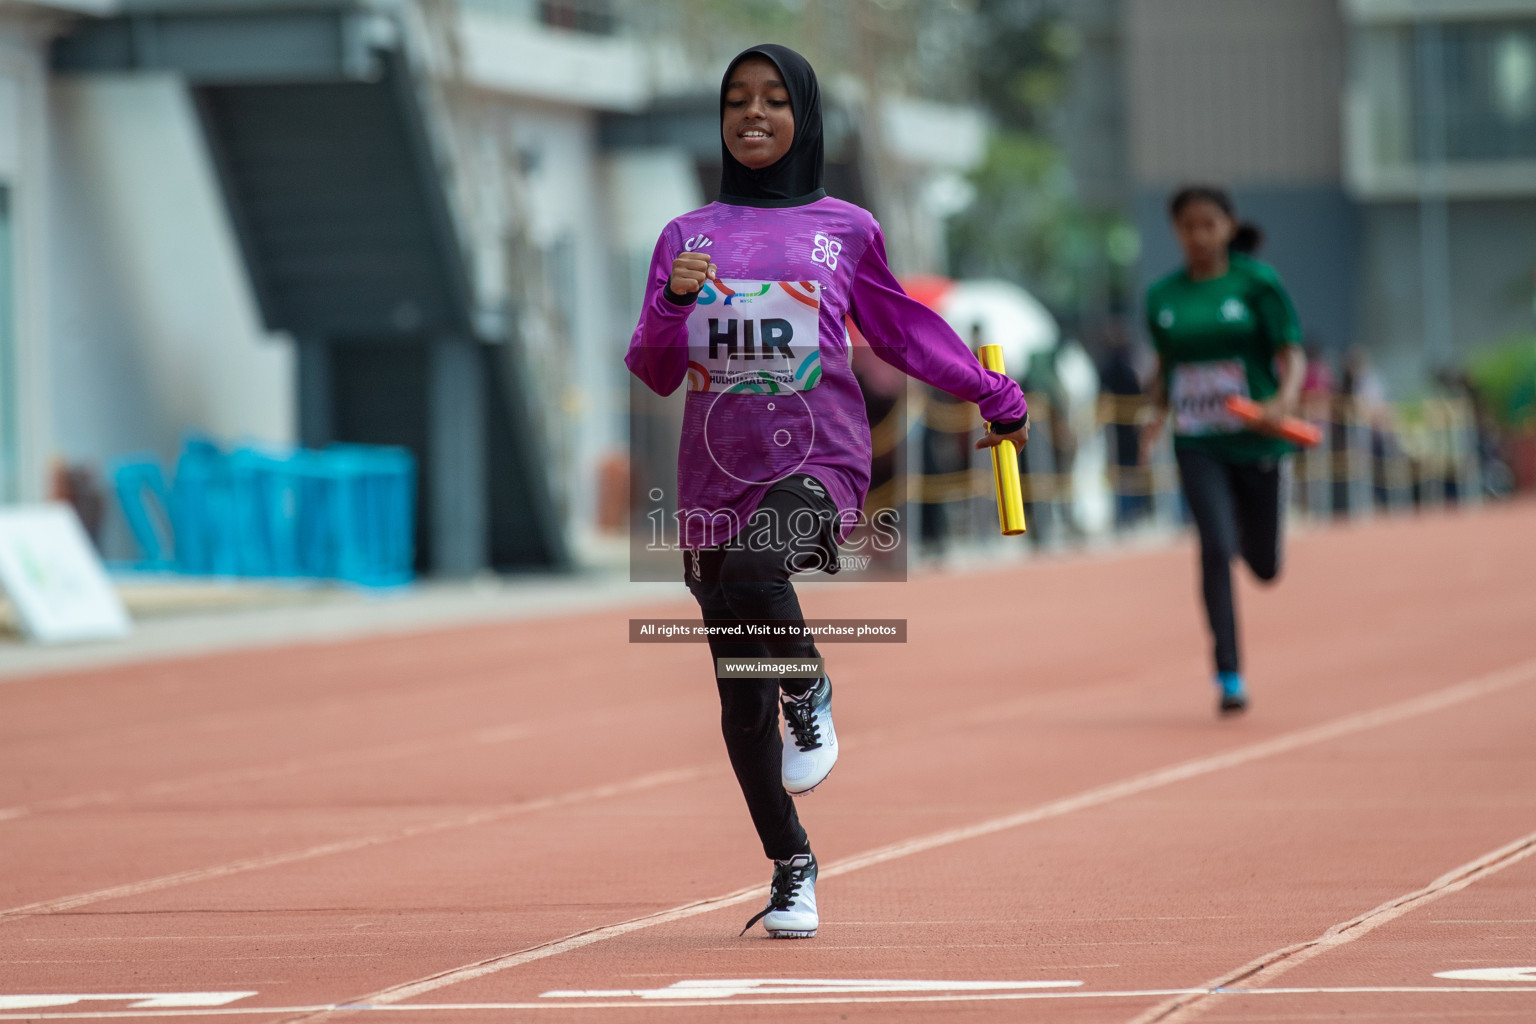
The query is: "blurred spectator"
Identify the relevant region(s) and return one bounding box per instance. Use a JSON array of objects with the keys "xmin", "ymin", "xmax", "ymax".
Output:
[
  {"xmin": 920, "ymin": 382, "xmax": 972, "ymax": 559},
  {"xmin": 1341, "ymin": 347, "xmax": 1387, "ymax": 416},
  {"xmin": 1298, "ymin": 341, "xmax": 1338, "ymax": 512},
  {"xmin": 850, "ymin": 337, "xmax": 906, "ymax": 549},
  {"xmin": 917, "ymin": 328, "xmax": 988, "ymax": 558},
  {"xmin": 1341, "ymin": 348, "xmax": 1401, "ymax": 508},
  {"xmin": 1301, "ymin": 341, "xmax": 1336, "ymax": 408},
  {"xmin": 598, "ymin": 451, "xmax": 629, "ymax": 535},
  {"xmin": 1021, "ymin": 340, "xmax": 1075, "ymax": 544},
  {"xmin": 1437, "ymin": 367, "xmax": 1516, "ymax": 499},
  {"xmin": 1019, "ymin": 336, "xmax": 1081, "ymax": 543},
  {"xmin": 1096, "ymin": 322, "xmax": 1148, "ymax": 528},
  {"xmin": 49, "ymin": 460, "xmax": 106, "ymax": 549}
]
